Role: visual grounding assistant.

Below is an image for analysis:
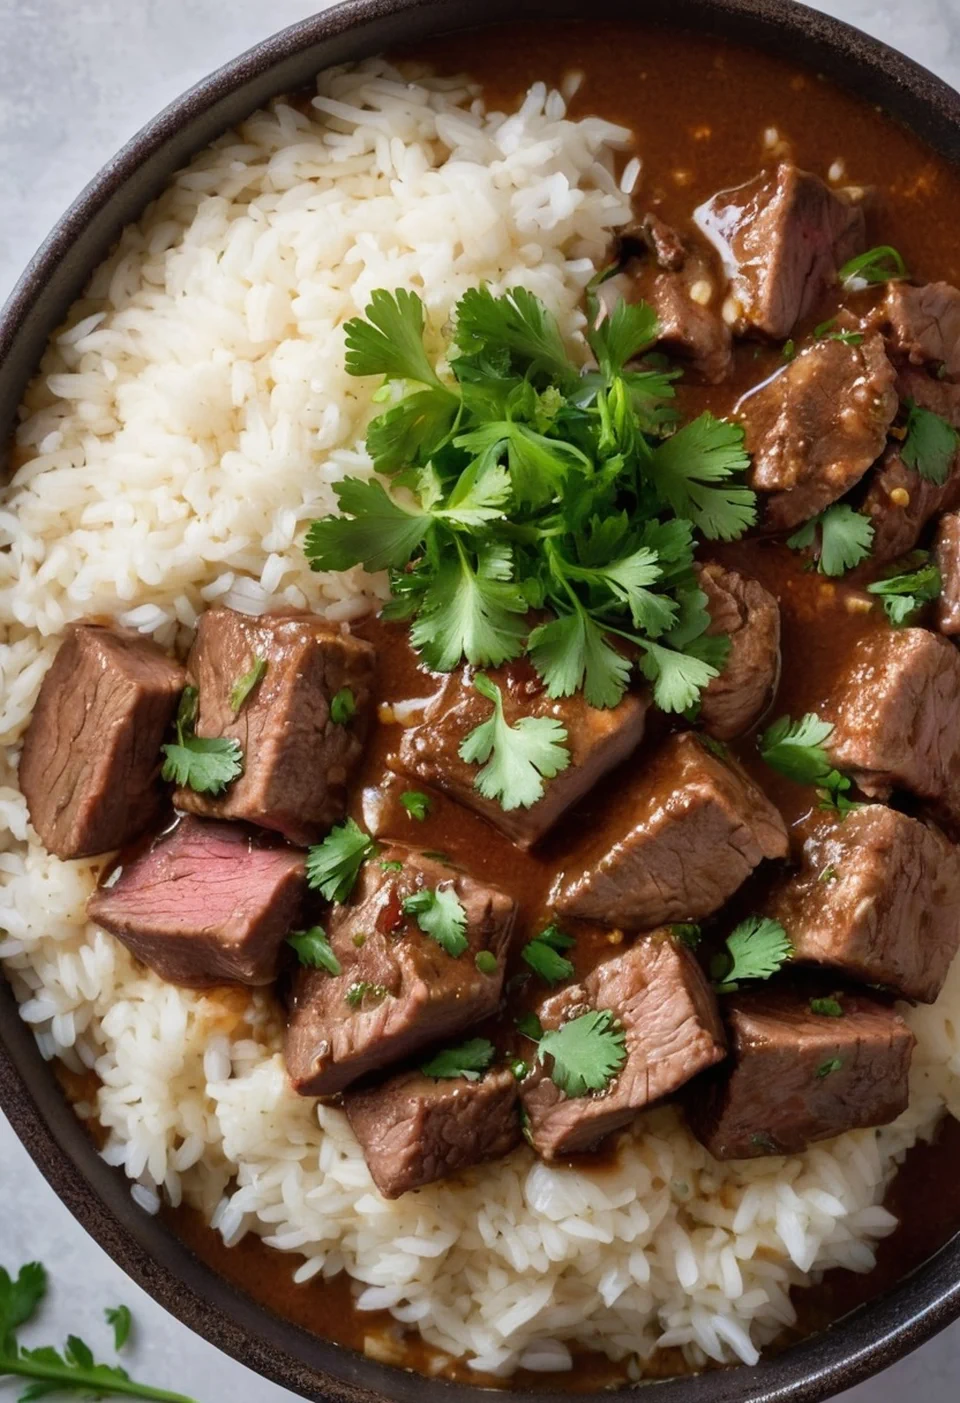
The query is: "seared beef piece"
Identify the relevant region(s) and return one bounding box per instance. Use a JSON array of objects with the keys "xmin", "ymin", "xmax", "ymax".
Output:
[
  {"xmin": 521, "ymin": 935, "xmax": 726, "ymax": 1158},
  {"xmin": 344, "ymin": 1067, "xmax": 520, "ymax": 1198},
  {"xmin": 768, "ymin": 807, "xmax": 960, "ymax": 1003},
  {"xmin": 600, "ymin": 255, "xmax": 732, "ymax": 385},
  {"xmin": 934, "ymin": 512, "xmax": 960, "ymax": 635},
  {"xmin": 552, "ymin": 732, "xmax": 787, "ymax": 928},
  {"xmin": 862, "ymin": 372, "xmax": 960, "ymax": 564},
  {"xmin": 696, "ymin": 563, "xmax": 781, "ymax": 739},
  {"xmin": 739, "ymin": 333, "xmax": 897, "ymax": 532},
  {"xmin": 879, "ymin": 281, "xmax": 960, "ymax": 380},
  {"xmin": 19, "ymin": 624, "xmax": 184, "ymax": 861},
  {"xmin": 284, "ymin": 849, "xmax": 515, "ymax": 1096},
  {"xmin": 686, "ymin": 987, "xmax": 915, "ymax": 1160},
  {"xmin": 87, "ymin": 816, "xmax": 305, "ymax": 987},
  {"xmin": 694, "ymin": 162, "xmax": 865, "ymax": 340},
  {"xmin": 175, "ymin": 607, "xmax": 375, "ymax": 847},
  {"xmin": 821, "ymin": 627, "xmax": 960, "ymax": 831},
  {"xmin": 393, "ymin": 662, "xmax": 646, "ymax": 850}
]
